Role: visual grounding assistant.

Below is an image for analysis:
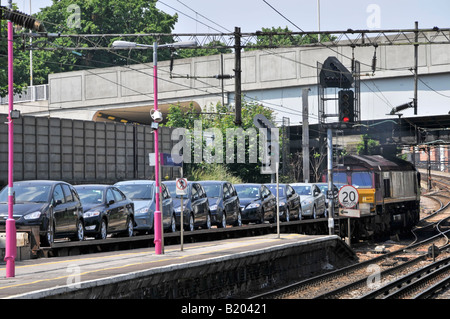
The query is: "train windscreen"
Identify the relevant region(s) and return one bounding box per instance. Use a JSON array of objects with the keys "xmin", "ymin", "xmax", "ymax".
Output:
[{"xmin": 351, "ymin": 172, "xmax": 373, "ymax": 188}]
